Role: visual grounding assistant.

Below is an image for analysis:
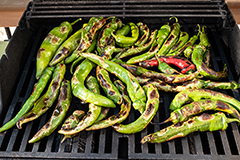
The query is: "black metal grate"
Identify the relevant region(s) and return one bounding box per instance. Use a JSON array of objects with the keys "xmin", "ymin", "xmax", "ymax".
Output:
[{"xmin": 0, "ymin": 0, "xmax": 240, "ymax": 159}]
